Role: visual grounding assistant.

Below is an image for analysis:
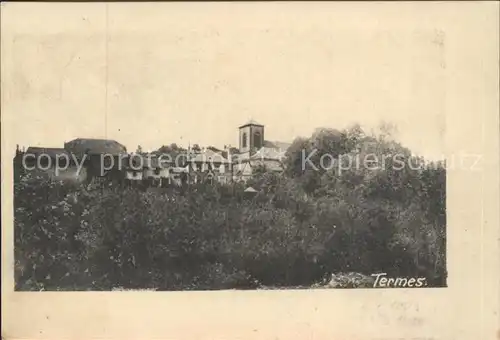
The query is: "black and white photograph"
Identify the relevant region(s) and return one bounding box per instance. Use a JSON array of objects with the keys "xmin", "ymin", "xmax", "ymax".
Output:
[
  {"xmin": 8, "ymin": 4, "xmax": 450, "ymax": 292},
  {"xmin": 2, "ymin": 2, "xmax": 499, "ymax": 338}
]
